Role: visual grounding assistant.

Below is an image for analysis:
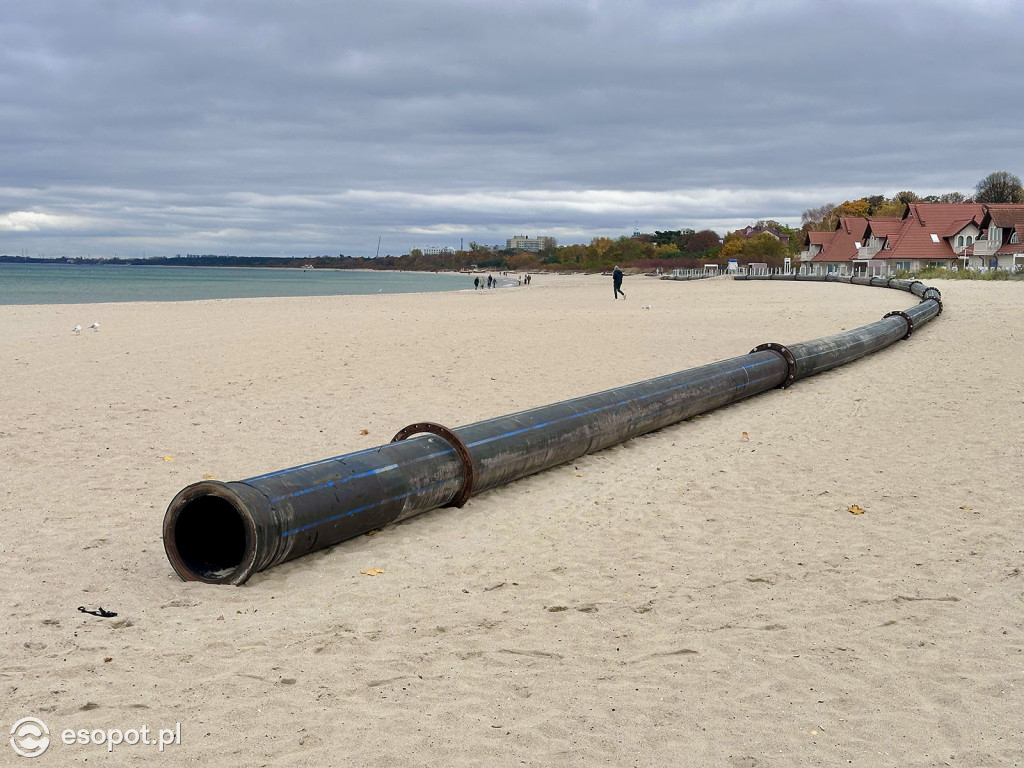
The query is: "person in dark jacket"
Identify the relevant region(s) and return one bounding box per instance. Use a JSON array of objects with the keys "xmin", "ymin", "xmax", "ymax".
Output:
[{"xmin": 612, "ymin": 266, "xmax": 625, "ymax": 299}]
